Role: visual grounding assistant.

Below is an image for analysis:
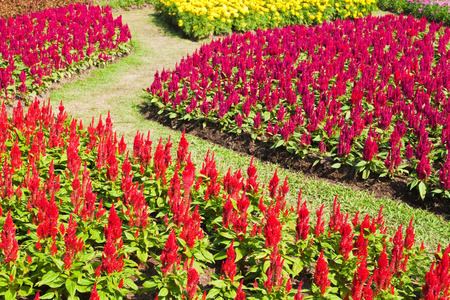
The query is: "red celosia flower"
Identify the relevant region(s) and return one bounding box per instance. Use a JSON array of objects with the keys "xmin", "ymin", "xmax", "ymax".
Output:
[
  {"xmin": 296, "ymin": 198, "xmax": 310, "ymax": 242},
  {"xmin": 0, "ymin": 210, "xmax": 19, "ymax": 263},
  {"xmin": 90, "ymin": 283, "xmax": 100, "ymax": 300},
  {"xmin": 180, "ymin": 206, "xmax": 204, "ymax": 248},
  {"xmin": 329, "ymin": 195, "xmax": 343, "ymax": 232},
  {"xmin": 100, "ymin": 236, "xmax": 123, "ymax": 274},
  {"xmin": 161, "ymin": 229, "xmax": 179, "ymax": 276},
  {"xmin": 177, "ymin": 129, "xmax": 189, "ymax": 164},
  {"xmin": 391, "ymin": 224, "xmax": 404, "ymax": 274},
  {"xmin": 353, "ymin": 227, "xmax": 368, "ymax": 259},
  {"xmin": 373, "ymin": 244, "xmax": 391, "ymax": 291},
  {"xmin": 404, "ymin": 218, "xmax": 415, "ymax": 251},
  {"xmin": 105, "ymin": 204, "xmax": 122, "ymax": 244},
  {"xmin": 182, "ymin": 153, "xmax": 195, "ymax": 203},
  {"xmin": 34, "ymin": 291, "xmax": 40, "ymax": 300},
  {"xmin": 295, "ymin": 280, "xmax": 304, "ymax": 300},
  {"xmin": 268, "ymin": 169, "xmax": 279, "ymax": 199},
  {"xmin": 314, "ymin": 250, "xmax": 330, "ymax": 295},
  {"xmin": 221, "ymin": 241, "xmax": 237, "ymax": 282},
  {"xmin": 314, "ymin": 204, "xmax": 325, "ymax": 237},
  {"xmin": 235, "ymin": 280, "xmax": 246, "ymax": 300},
  {"xmin": 223, "ymin": 196, "xmax": 233, "ymax": 228},
  {"xmin": 264, "ymin": 206, "xmax": 282, "ymax": 249},
  {"xmin": 339, "ymin": 214, "xmax": 354, "ymax": 260},
  {"xmin": 351, "ymin": 255, "xmax": 370, "ymax": 300},
  {"xmin": 186, "ymin": 258, "xmax": 199, "ymax": 300},
  {"xmin": 63, "ymin": 215, "xmax": 84, "ymax": 270},
  {"xmin": 422, "ymin": 262, "xmax": 440, "ymax": 300}
]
